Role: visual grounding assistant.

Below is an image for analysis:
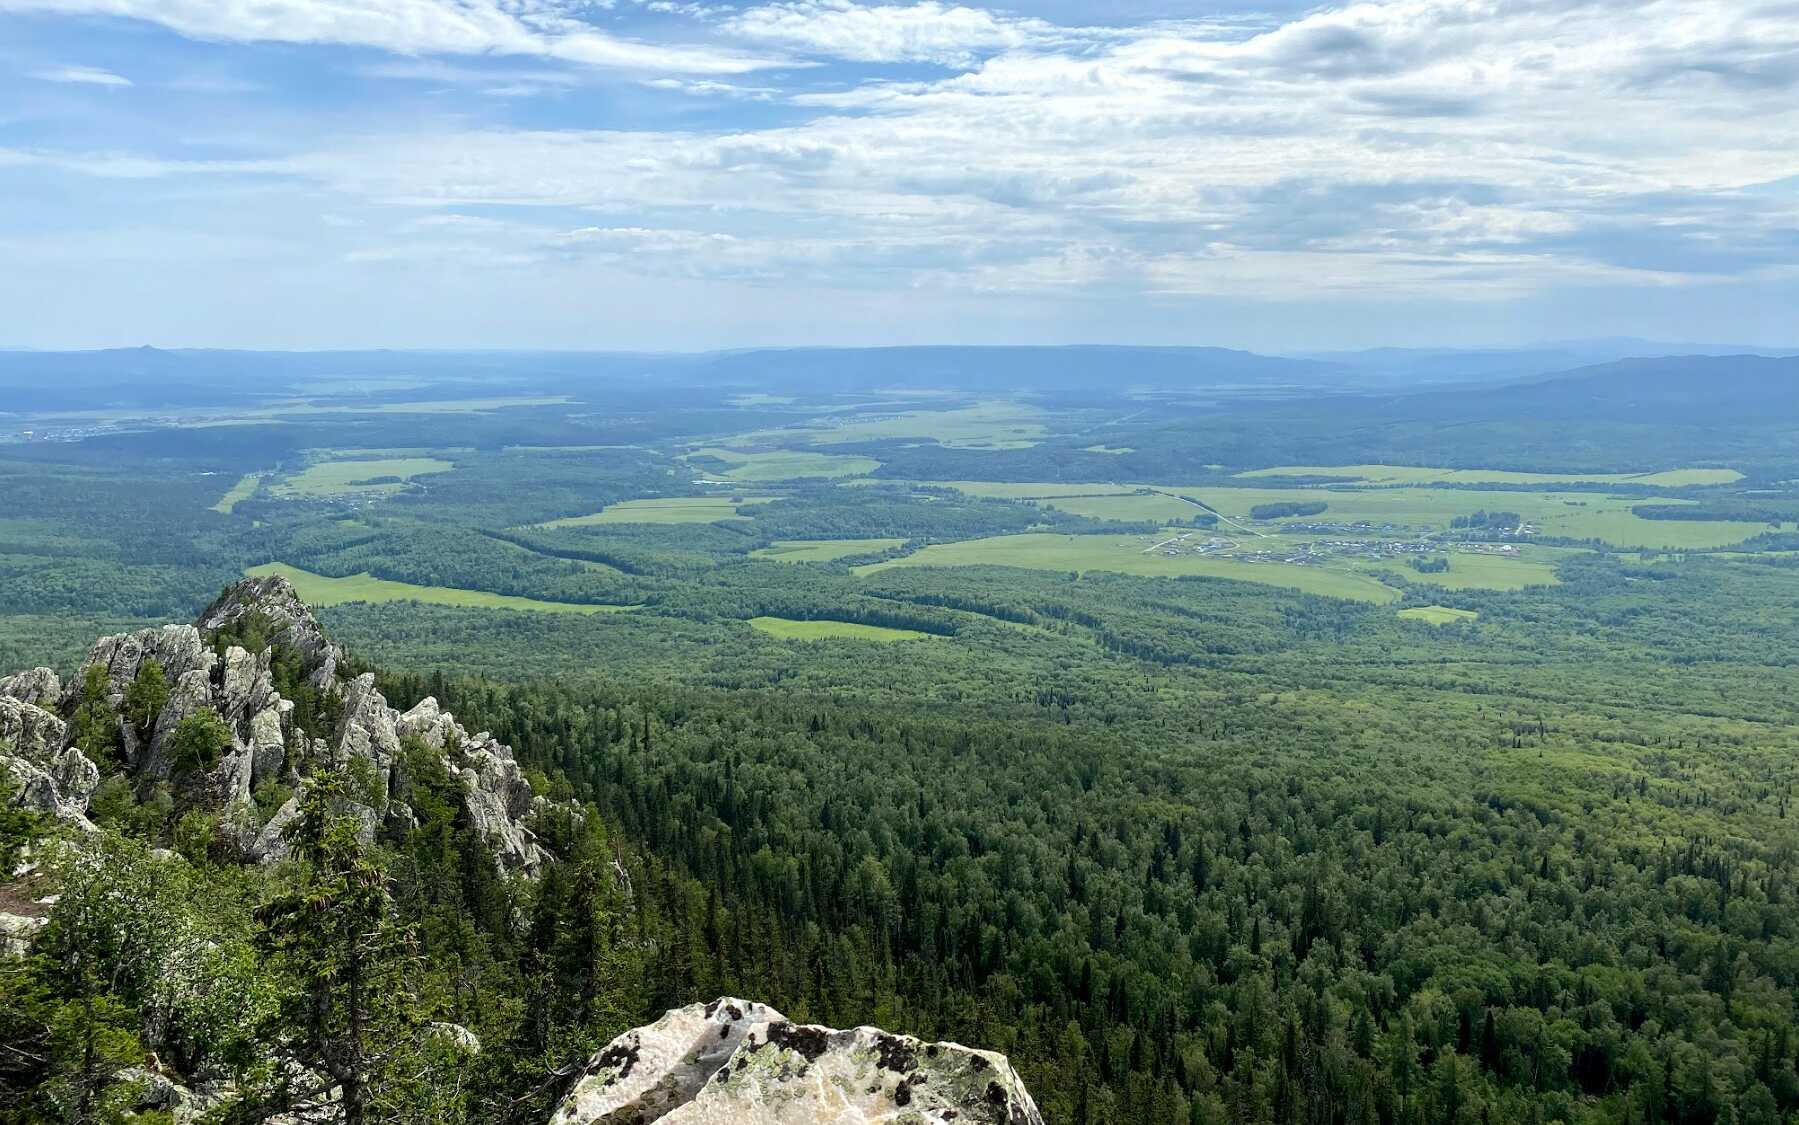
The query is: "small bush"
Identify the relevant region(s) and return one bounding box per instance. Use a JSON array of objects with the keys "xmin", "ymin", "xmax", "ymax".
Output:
[{"xmin": 170, "ymin": 709, "xmax": 233, "ymax": 775}]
